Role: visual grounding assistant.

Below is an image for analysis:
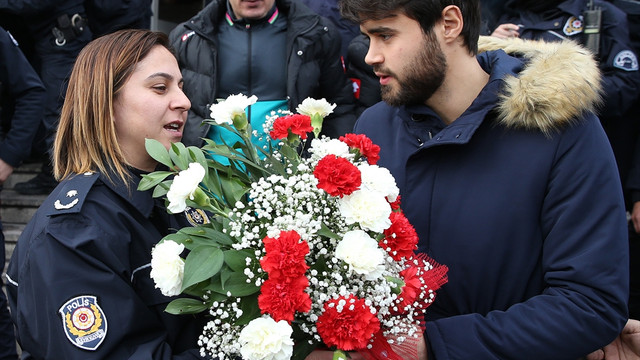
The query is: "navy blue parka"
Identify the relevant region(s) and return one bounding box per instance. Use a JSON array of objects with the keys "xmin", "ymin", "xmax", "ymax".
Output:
[{"xmin": 354, "ymin": 38, "xmax": 629, "ymax": 359}]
